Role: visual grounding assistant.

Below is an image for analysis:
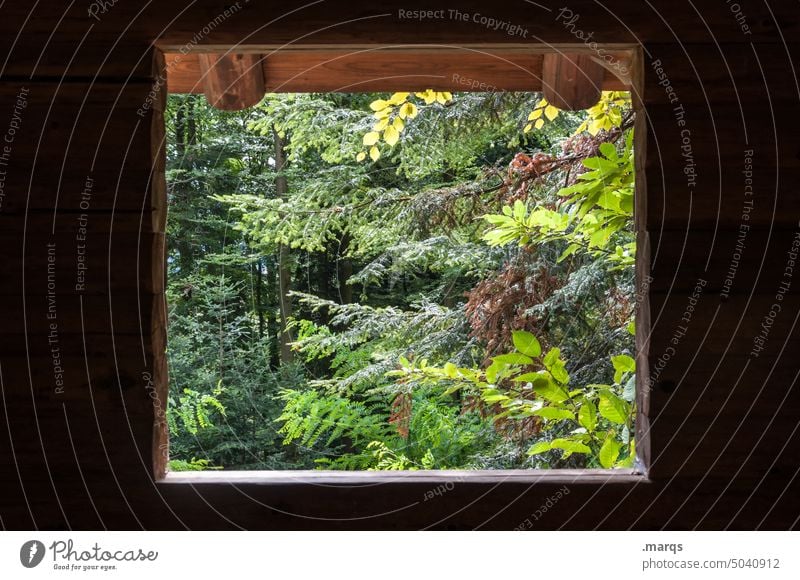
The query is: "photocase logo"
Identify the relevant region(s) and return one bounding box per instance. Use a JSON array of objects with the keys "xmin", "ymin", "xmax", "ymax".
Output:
[{"xmin": 20, "ymin": 540, "xmax": 46, "ymax": 568}]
